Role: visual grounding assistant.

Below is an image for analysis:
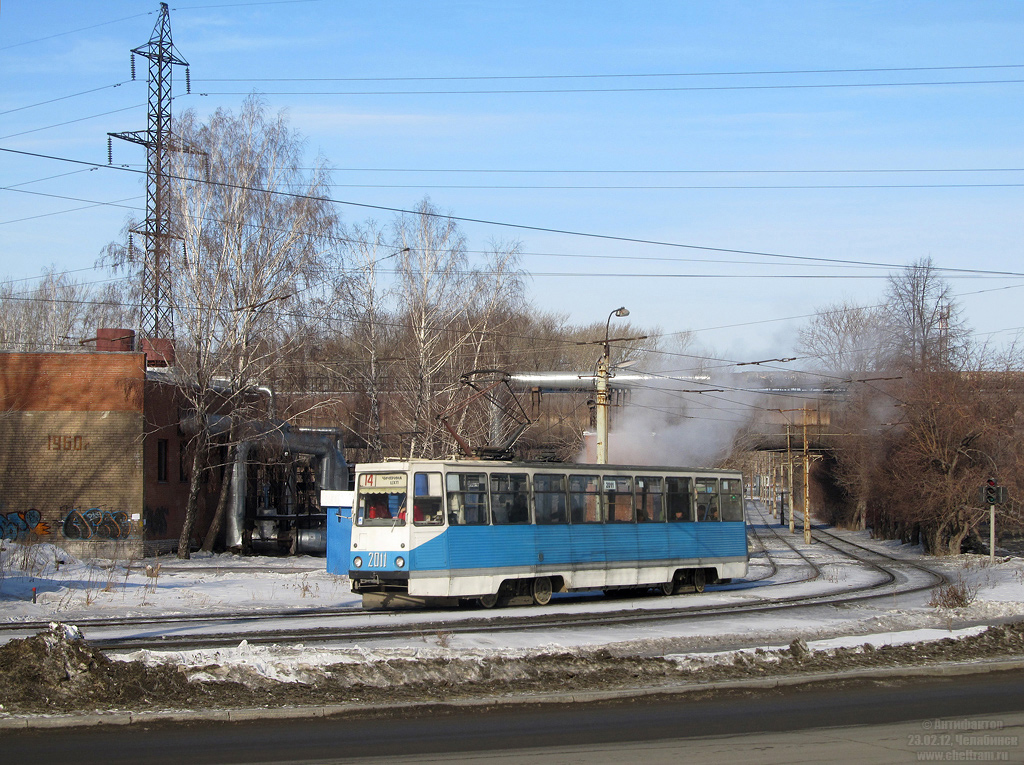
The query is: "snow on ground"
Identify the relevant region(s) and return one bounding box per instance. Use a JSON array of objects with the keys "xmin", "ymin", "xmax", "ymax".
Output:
[
  {"xmin": 0, "ymin": 543, "xmax": 358, "ymax": 619},
  {"xmin": 3, "ymin": 522, "xmax": 1024, "ymax": 688}
]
